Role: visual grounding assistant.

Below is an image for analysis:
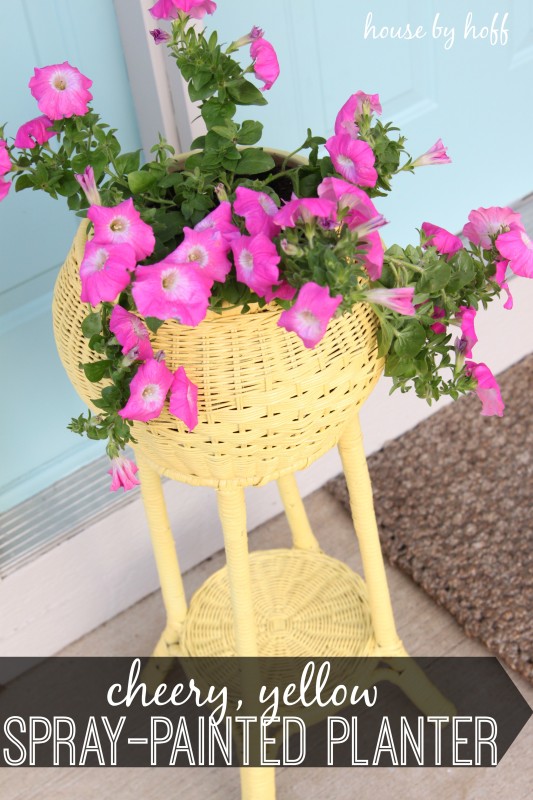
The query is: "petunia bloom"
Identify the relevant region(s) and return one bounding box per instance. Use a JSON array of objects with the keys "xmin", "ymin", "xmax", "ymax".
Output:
[
  {"xmin": 75, "ymin": 166, "xmax": 101, "ymax": 206},
  {"xmin": 149, "ymin": 0, "xmax": 216, "ymax": 20},
  {"xmin": 108, "ymin": 456, "xmax": 140, "ymax": 492},
  {"xmin": 465, "ymin": 361, "xmax": 505, "ymax": 417},
  {"xmin": 421, "ymin": 222, "xmax": 463, "ymax": 259},
  {"xmin": 29, "ymin": 62, "xmax": 93, "ymax": 120},
  {"xmin": 149, "ymin": 28, "xmax": 171, "ymax": 44},
  {"xmin": 88, "ymin": 198, "xmax": 155, "ymax": 261},
  {"xmin": 250, "ymin": 37, "xmax": 280, "ymax": 91},
  {"xmin": 79, "ymin": 241, "xmax": 136, "ymax": 306},
  {"xmin": 492, "ymin": 261, "xmax": 513, "ymax": 310},
  {"xmin": 463, "ymin": 206, "xmax": 522, "ymax": 249},
  {"xmin": 0, "ymin": 140, "xmax": 11, "ymax": 175},
  {"xmin": 412, "ymin": 139, "xmax": 451, "ymax": 168},
  {"xmin": 317, "ymin": 176, "xmax": 385, "ymax": 232},
  {"xmin": 430, "ymin": 306, "xmax": 447, "ymax": 334},
  {"xmin": 0, "ymin": 141, "xmax": 11, "ymax": 199},
  {"xmin": 170, "ymin": 227, "xmax": 231, "ymax": 282},
  {"xmin": 325, "ymin": 135, "xmax": 377, "ymax": 188},
  {"xmin": 169, "ymin": 366, "xmax": 198, "ymax": 430},
  {"xmin": 132, "ymin": 258, "xmax": 212, "ymax": 326},
  {"xmin": 365, "ymin": 287, "xmax": 416, "ymax": 316},
  {"xmin": 455, "ymin": 306, "xmax": 478, "ymax": 358},
  {"xmin": 358, "ymin": 231, "xmax": 384, "ymax": 281},
  {"xmin": 109, "ymin": 305, "xmax": 153, "ymax": 360},
  {"xmin": 496, "ymin": 225, "xmax": 533, "ymax": 279},
  {"xmin": 118, "ymin": 358, "xmax": 174, "ymax": 422},
  {"xmin": 14, "ymin": 115, "xmax": 56, "ymax": 149},
  {"xmin": 278, "ymin": 282, "xmax": 342, "ymax": 348},
  {"xmin": 194, "ymin": 201, "xmax": 240, "ymax": 243},
  {"xmin": 334, "ymin": 91, "xmax": 382, "ymax": 138},
  {"xmin": 234, "ymin": 186, "xmax": 279, "ymax": 238},
  {"xmin": 231, "ymin": 26, "xmax": 264, "ymax": 50},
  {"xmin": 0, "ymin": 179, "xmax": 11, "ymax": 201},
  {"xmin": 263, "ymin": 280, "xmax": 297, "ymax": 304},
  {"xmin": 273, "ymin": 196, "xmax": 337, "ymax": 229},
  {"xmin": 231, "ymin": 233, "xmax": 280, "ymax": 297}
]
